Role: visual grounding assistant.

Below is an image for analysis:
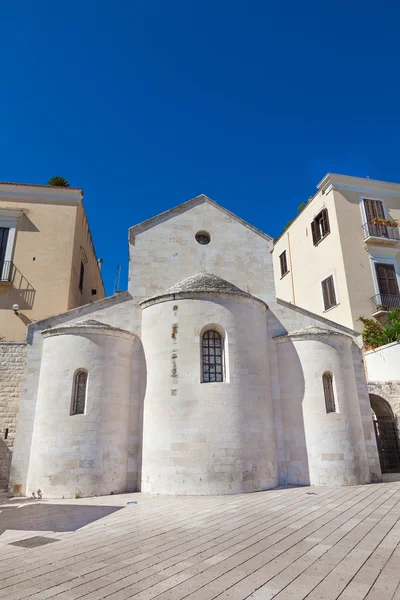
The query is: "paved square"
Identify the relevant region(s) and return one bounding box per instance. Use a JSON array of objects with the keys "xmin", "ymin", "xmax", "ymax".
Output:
[{"xmin": 0, "ymin": 483, "xmax": 399, "ymax": 599}]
